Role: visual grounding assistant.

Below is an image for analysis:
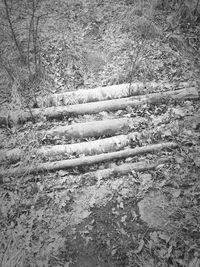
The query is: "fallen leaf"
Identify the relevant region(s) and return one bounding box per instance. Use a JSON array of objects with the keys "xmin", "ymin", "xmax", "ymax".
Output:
[
  {"xmin": 131, "ymin": 209, "xmax": 137, "ymax": 220},
  {"xmin": 158, "ymin": 232, "xmax": 170, "ymax": 243},
  {"xmin": 193, "ymin": 157, "xmax": 200, "ymax": 167},
  {"xmin": 189, "ymin": 257, "xmax": 200, "ymax": 267},
  {"xmin": 119, "ymin": 202, "xmax": 124, "ymax": 209},
  {"xmin": 158, "ymin": 248, "xmax": 167, "ymax": 258},
  {"xmin": 172, "ymin": 189, "xmax": 181, "ymax": 198},
  {"xmin": 134, "ymin": 239, "xmax": 145, "ymax": 254},
  {"xmin": 121, "ymin": 215, "xmax": 127, "ymax": 223},
  {"xmin": 120, "ymin": 227, "xmax": 127, "ymax": 235},
  {"xmin": 111, "ymin": 248, "xmax": 117, "ymax": 256},
  {"xmin": 89, "ymin": 197, "xmax": 96, "ymax": 207},
  {"xmin": 36, "ymin": 209, "xmax": 44, "ymax": 221},
  {"xmin": 80, "ymin": 210, "xmax": 91, "ymax": 219},
  {"xmin": 125, "ymin": 157, "xmax": 132, "ymax": 162},
  {"xmin": 163, "ymin": 129, "xmax": 172, "ymax": 137},
  {"xmin": 117, "ymin": 196, "xmax": 123, "ymax": 203},
  {"xmin": 156, "ymin": 163, "xmax": 165, "ymax": 170},
  {"xmin": 150, "ymin": 231, "xmax": 158, "ymax": 243},
  {"xmin": 58, "ymin": 170, "xmax": 68, "ymax": 177},
  {"xmin": 175, "ymin": 156, "xmax": 184, "ymax": 164},
  {"xmin": 166, "ymin": 245, "xmax": 173, "ymax": 259}
]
